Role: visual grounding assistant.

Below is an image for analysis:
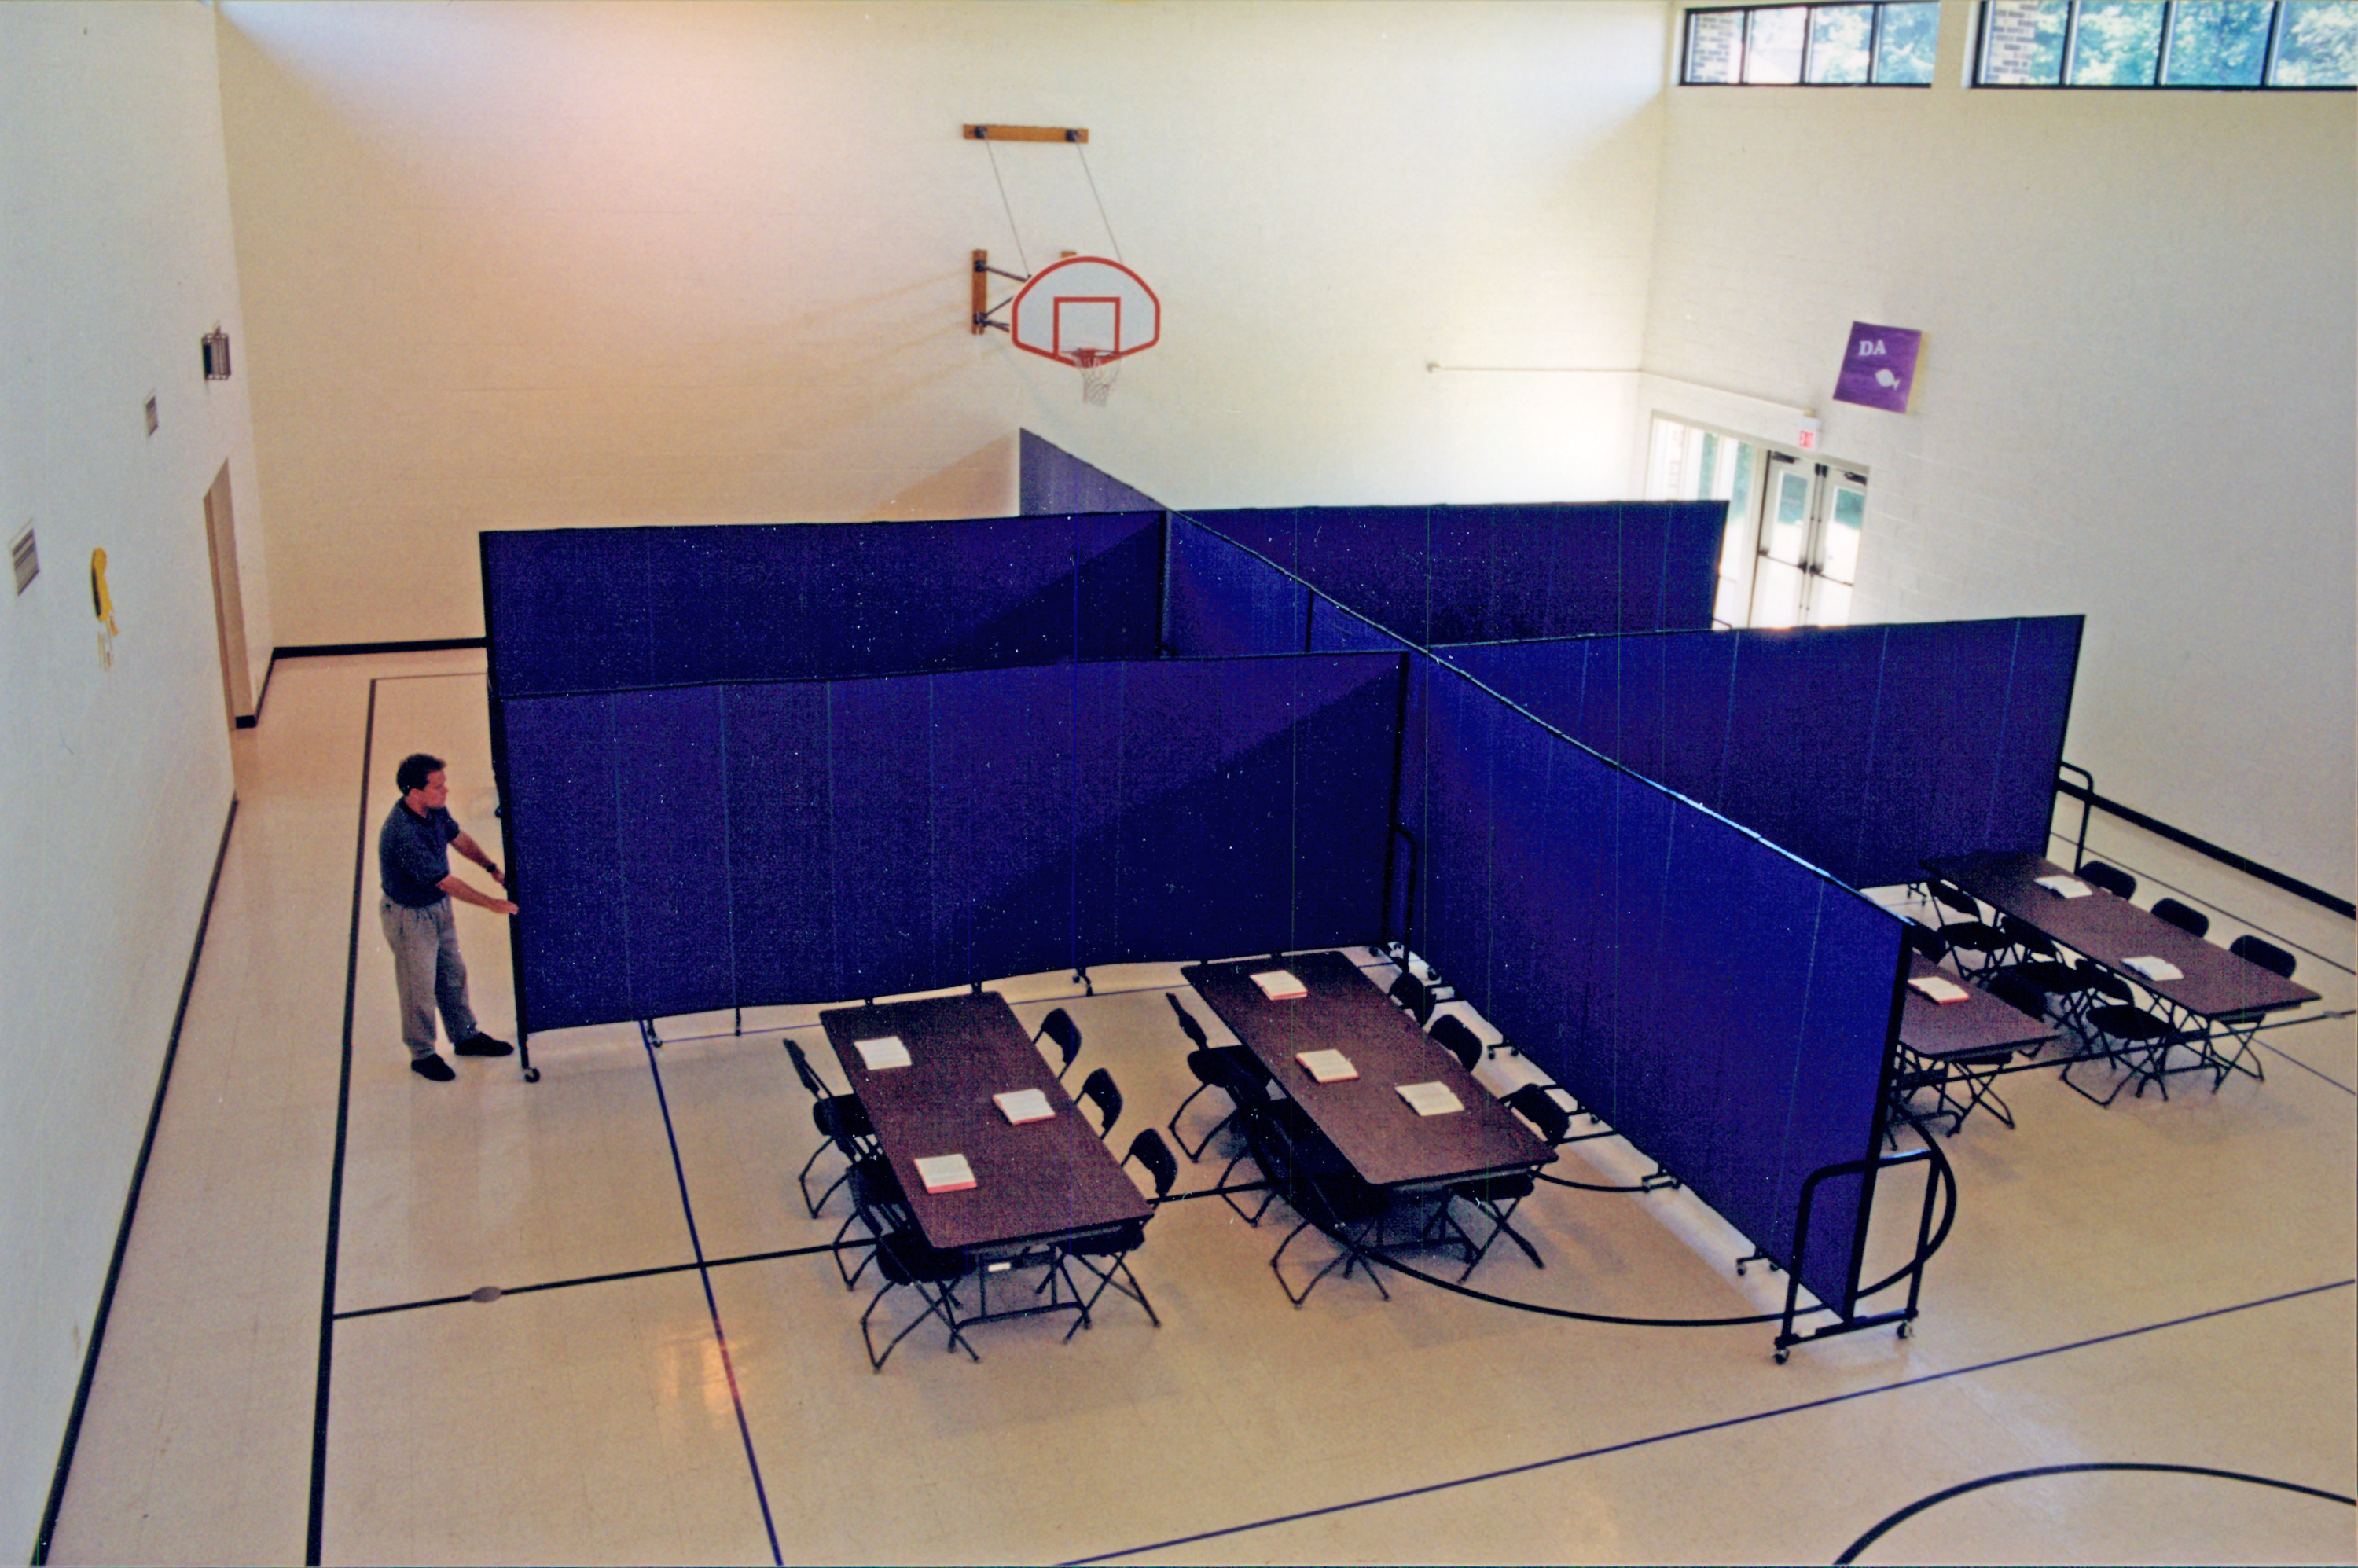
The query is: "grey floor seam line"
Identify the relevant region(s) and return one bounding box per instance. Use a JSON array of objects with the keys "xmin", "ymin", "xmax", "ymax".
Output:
[
  {"xmin": 2259, "ymin": 1034, "xmax": 2358, "ymax": 1096},
  {"xmin": 1058, "ymin": 1277, "xmax": 2357, "ymax": 1566},
  {"xmin": 332, "ymin": 1241, "xmax": 854, "ymax": 1319}
]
